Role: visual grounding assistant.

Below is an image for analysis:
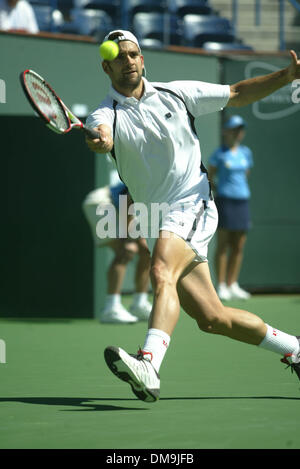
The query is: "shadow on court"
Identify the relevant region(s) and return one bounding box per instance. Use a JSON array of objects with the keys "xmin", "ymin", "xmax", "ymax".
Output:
[
  {"xmin": 0, "ymin": 395, "xmax": 299, "ymax": 412},
  {"xmin": 0, "ymin": 397, "xmax": 147, "ymax": 412}
]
